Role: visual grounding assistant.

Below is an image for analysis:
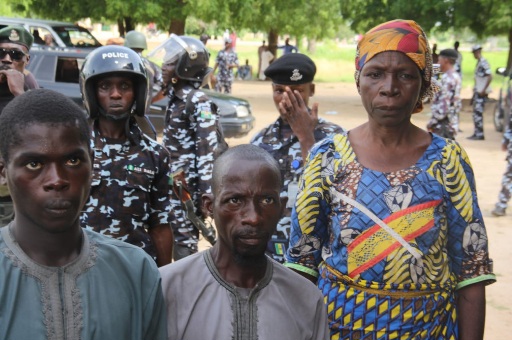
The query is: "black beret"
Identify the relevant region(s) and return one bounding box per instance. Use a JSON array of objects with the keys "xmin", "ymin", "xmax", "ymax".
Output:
[
  {"xmin": 439, "ymin": 48, "xmax": 458, "ymax": 60},
  {"xmin": 264, "ymin": 53, "xmax": 316, "ymax": 85},
  {"xmin": 0, "ymin": 25, "xmax": 34, "ymax": 50}
]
